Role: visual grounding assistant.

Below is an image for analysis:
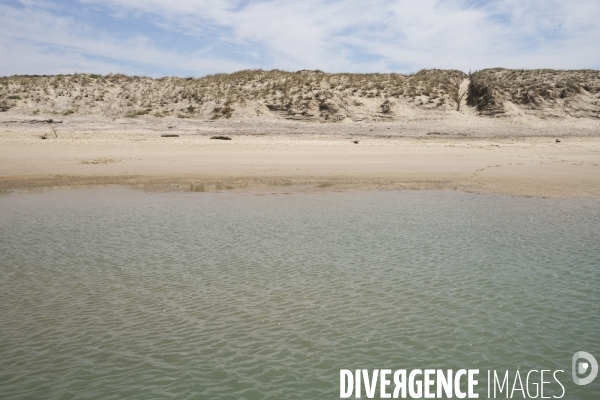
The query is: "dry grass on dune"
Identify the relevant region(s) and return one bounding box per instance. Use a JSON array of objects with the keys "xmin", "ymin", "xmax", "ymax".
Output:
[
  {"xmin": 2, "ymin": 68, "xmax": 600, "ymax": 122},
  {"xmin": 467, "ymin": 69, "xmax": 600, "ymax": 118},
  {"xmin": 0, "ymin": 69, "xmax": 466, "ymax": 122}
]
